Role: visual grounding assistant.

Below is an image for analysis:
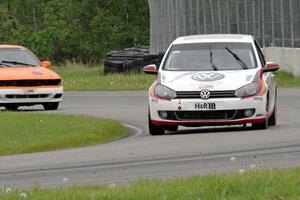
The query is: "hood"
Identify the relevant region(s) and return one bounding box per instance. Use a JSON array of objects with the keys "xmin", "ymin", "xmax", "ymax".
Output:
[
  {"xmin": 160, "ymin": 69, "xmax": 259, "ymax": 91},
  {"xmin": 0, "ymin": 67, "xmax": 61, "ymax": 80}
]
